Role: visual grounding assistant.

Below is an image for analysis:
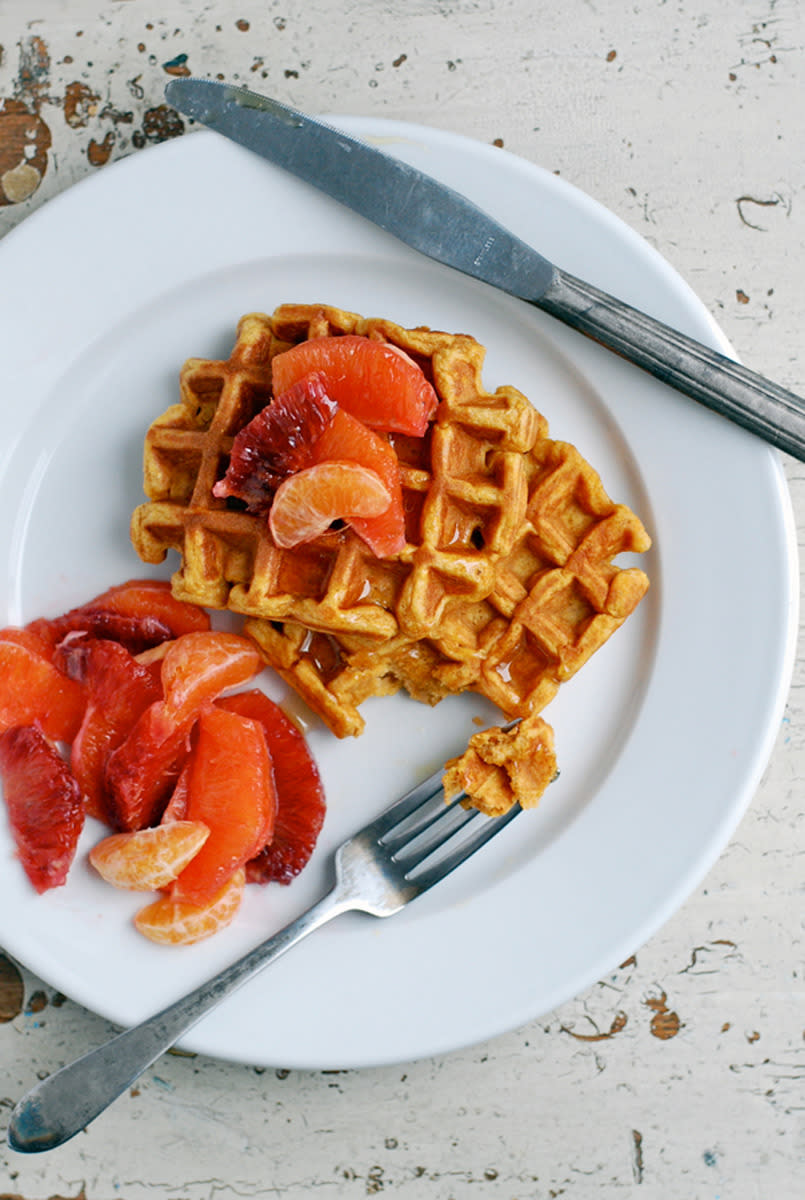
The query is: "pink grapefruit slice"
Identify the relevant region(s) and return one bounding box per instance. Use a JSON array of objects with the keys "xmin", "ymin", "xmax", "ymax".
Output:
[{"xmin": 271, "ymin": 335, "xmax": 437, "ymax": 436}]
